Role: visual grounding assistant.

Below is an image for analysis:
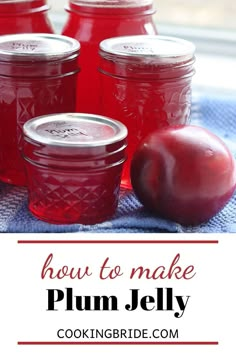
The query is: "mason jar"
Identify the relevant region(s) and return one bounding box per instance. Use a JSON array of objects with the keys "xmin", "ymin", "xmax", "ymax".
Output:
[
  {"xmin": 0, "ymin": 33, "xmax": 80, "ymax": 186},
  {"xmin": 0, "ymin": 0, "xmax": 54, "ymax": 35},
  {"xmin": 23, "ymin": 113, "xmax": 127, "ymax": 225},
  {"xmin": 99, "ymin": 35, "xmax": 196, "ymax": 189},
  {"xmin": 62, "ymin": 0, "xmax": 157, "ymax": 114}
]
